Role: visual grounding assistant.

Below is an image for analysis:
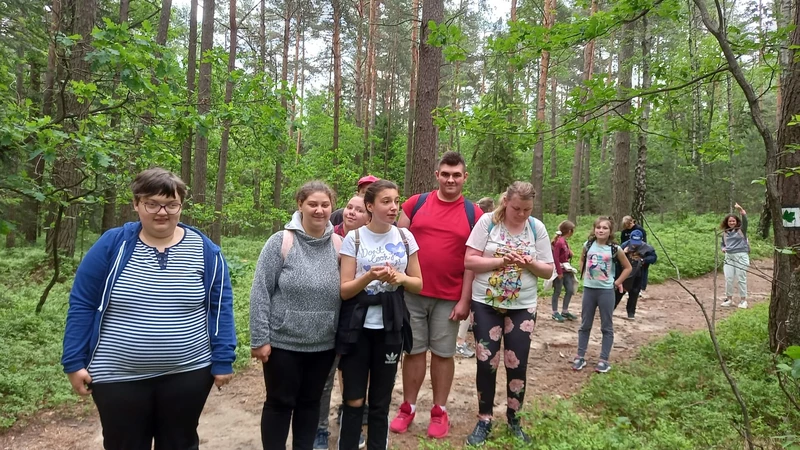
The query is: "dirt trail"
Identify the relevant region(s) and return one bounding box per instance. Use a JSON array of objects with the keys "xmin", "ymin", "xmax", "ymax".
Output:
[{"xmin": 0, "ymin": 260, "xmax": 773, "ymax": 450}]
